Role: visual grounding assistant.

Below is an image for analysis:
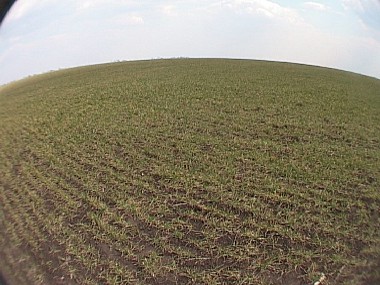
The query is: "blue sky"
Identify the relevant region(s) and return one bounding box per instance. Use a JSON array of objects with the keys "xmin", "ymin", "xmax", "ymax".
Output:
[{"xmin": 0, "ymin": 0, "xmax": 380, "ymax": 85}]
